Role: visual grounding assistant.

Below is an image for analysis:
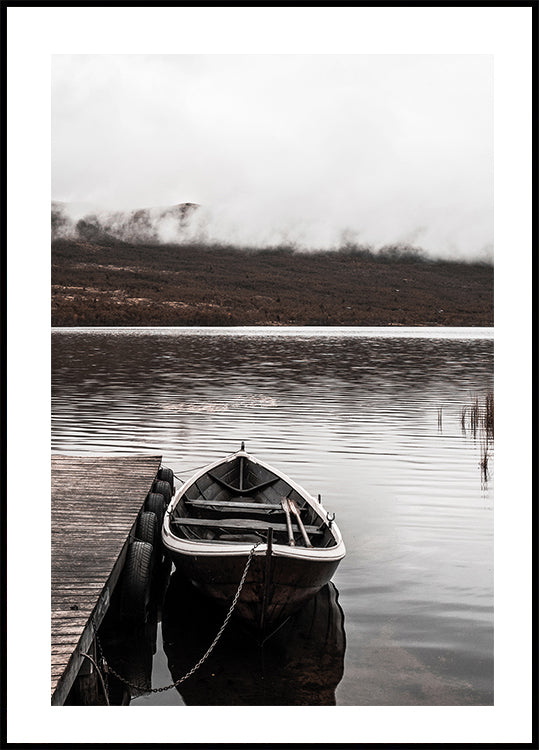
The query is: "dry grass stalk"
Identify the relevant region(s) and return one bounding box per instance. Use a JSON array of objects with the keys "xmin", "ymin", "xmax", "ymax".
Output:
[
  {"xmin": 484, "ymin": 391, "xmax": 494, "ymax": 438},
  {"xmin": 458, "ymin": 392, "xmax": 494, "ymax": 478},
  {"xmin": 437, "ymin": 407, "xmax": 443, "ymax": 430}
]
